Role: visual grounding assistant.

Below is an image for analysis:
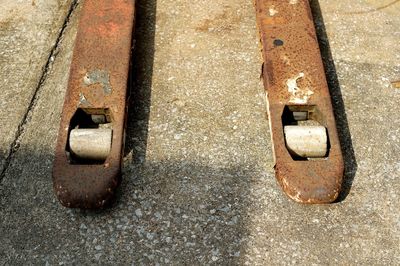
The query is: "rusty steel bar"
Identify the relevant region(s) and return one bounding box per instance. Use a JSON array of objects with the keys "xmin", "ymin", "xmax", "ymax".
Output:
[
  {"xmin": 53, "ymin": 0, "xmax": 135, "ymax": 208},
  {"xmin": 255, "ymin": 0, "xmax": 344, "ymax": 203}
]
